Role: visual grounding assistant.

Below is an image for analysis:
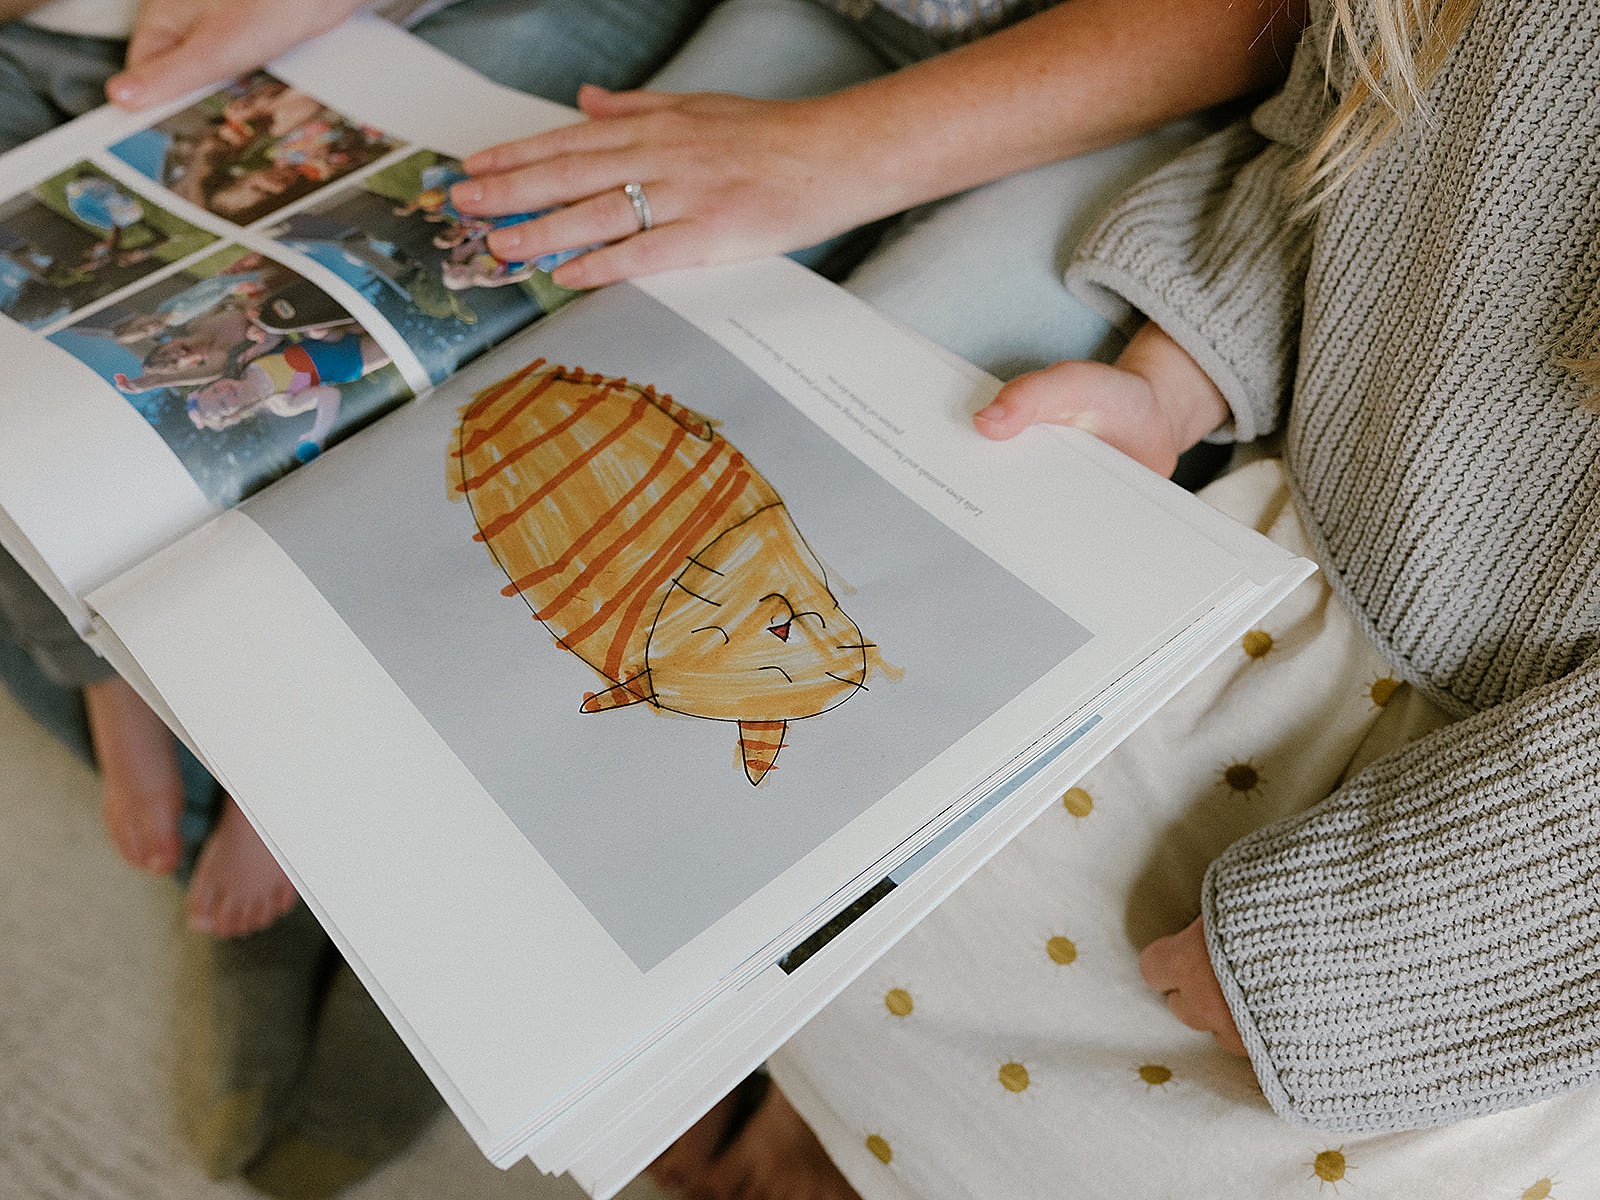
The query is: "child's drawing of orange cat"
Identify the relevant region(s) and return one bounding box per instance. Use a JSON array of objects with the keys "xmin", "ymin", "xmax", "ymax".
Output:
[{"xmin": 450, "ymin": 359, "xmax": 886, "ymax": 784}]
